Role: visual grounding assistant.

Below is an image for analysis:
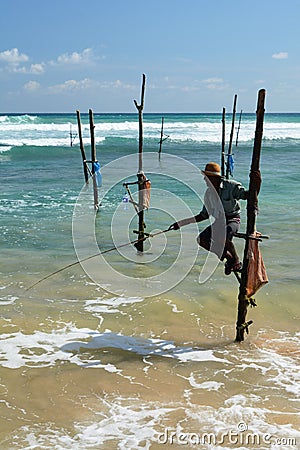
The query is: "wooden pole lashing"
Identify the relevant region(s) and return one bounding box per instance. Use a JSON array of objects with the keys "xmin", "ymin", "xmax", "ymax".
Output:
[
  {"xmin": 235, "ymin": 89, "xmax": 266, "ymax": 342},
  {"xmin": 76, "ymin": 110, "xmax": 89, "ymax": 184},
  {"xmin": 134, "ymin": 74, "xmax": 146, "ymax": 252},
  {"xmin": 89, "ymin": 108, "xmax": 99, "ymax": 210}
]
